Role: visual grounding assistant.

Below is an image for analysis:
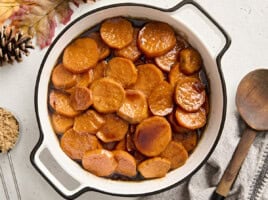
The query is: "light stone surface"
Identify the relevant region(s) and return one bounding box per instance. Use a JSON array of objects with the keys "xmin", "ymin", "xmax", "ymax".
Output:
[{"xmin": 0, "ymin": 0, "xmax": 267, "ymax": 199}]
